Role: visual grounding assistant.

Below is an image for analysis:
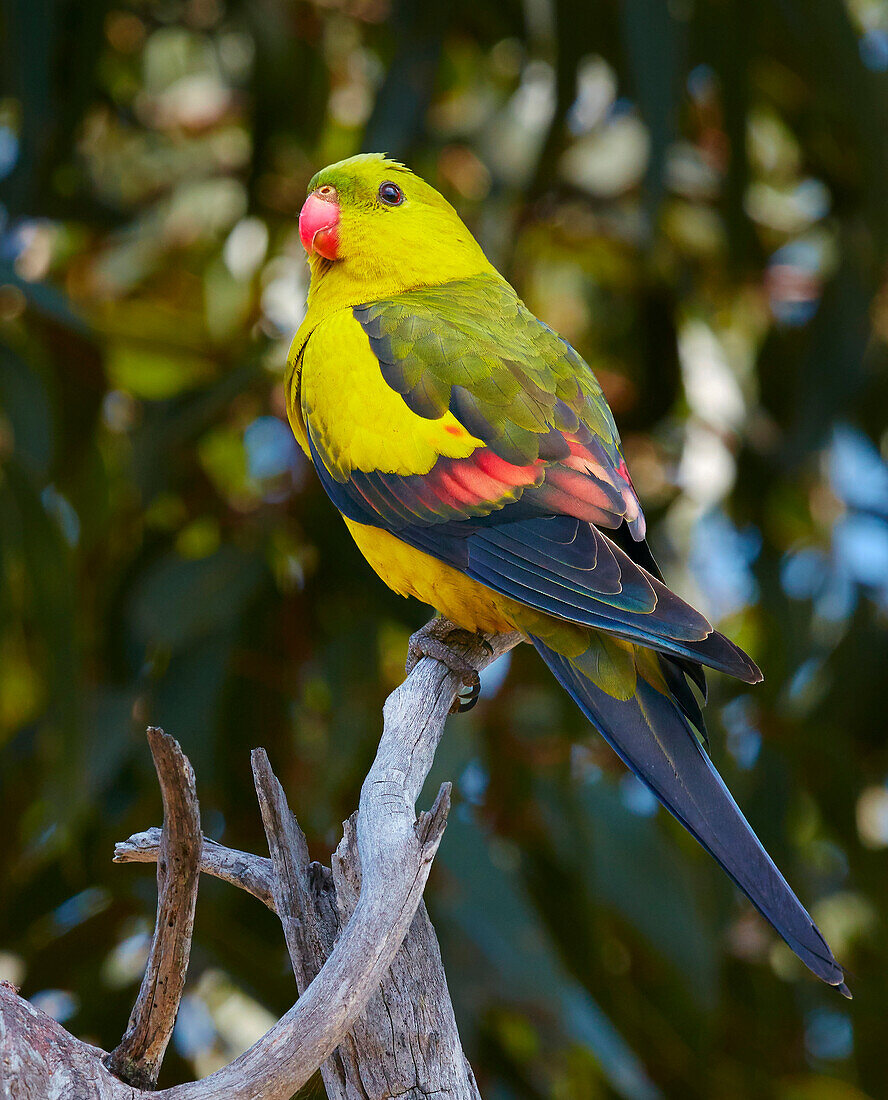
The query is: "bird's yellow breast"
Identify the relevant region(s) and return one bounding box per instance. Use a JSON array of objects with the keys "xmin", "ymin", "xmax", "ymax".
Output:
[
  {"xmin": 343, "ymin": 518, "xmax": 519, "ymax": 635},
  {"xmin": 288, "ymin": 311, "xmax": 595, "ymax": 653},
  {"xmin": 291, "ymin": 308, "xmax": 482, "ymax": 478},
  {"xmin": 342, "ymin": 518, "xmax": 593, "ymax": 661},
  {"xmin": 288, "ymin": 308, "xmax": 514, "ymax": 633}
]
